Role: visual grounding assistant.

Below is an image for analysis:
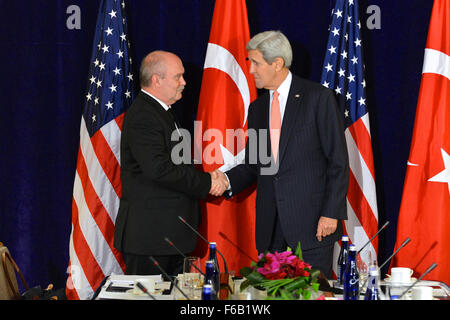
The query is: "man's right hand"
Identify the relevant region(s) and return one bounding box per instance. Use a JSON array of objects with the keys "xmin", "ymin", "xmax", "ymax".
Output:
[{"xmin": 209, "ymin": 170, "xmax": 229, "ymax": 196}]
